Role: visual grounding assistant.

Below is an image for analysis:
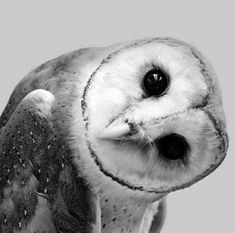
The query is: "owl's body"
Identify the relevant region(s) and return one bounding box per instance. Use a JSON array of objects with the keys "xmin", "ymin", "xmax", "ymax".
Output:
[{"xmin": 0, "ymin": 38, "xmax": 228, "ymax": 233}]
